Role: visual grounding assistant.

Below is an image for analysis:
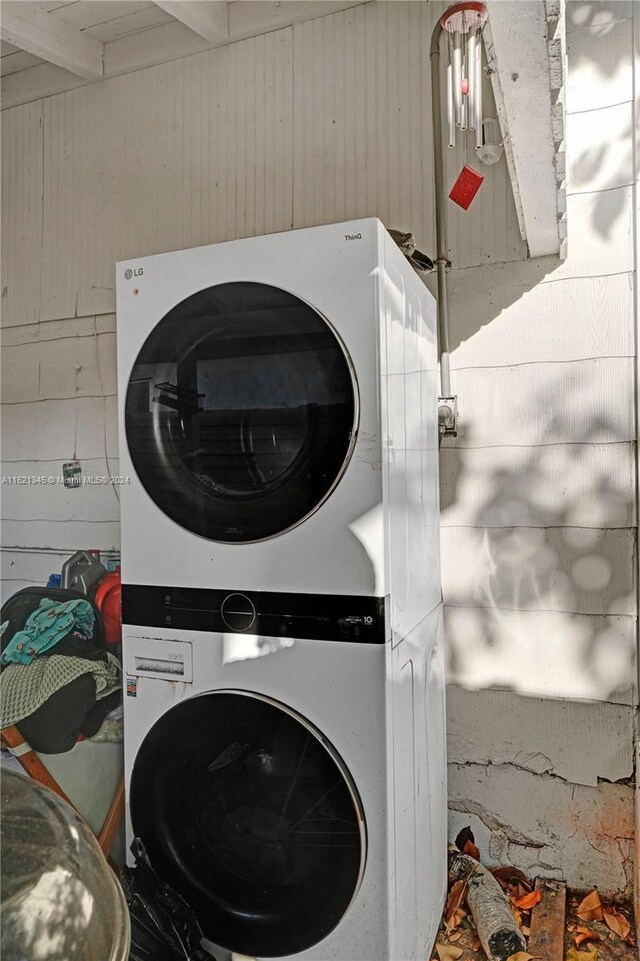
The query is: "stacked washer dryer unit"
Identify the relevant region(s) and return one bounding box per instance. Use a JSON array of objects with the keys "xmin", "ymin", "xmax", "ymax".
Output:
[{"xmin": 117, "ymin": 218, "xmax": 447, "ymax": 961}]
